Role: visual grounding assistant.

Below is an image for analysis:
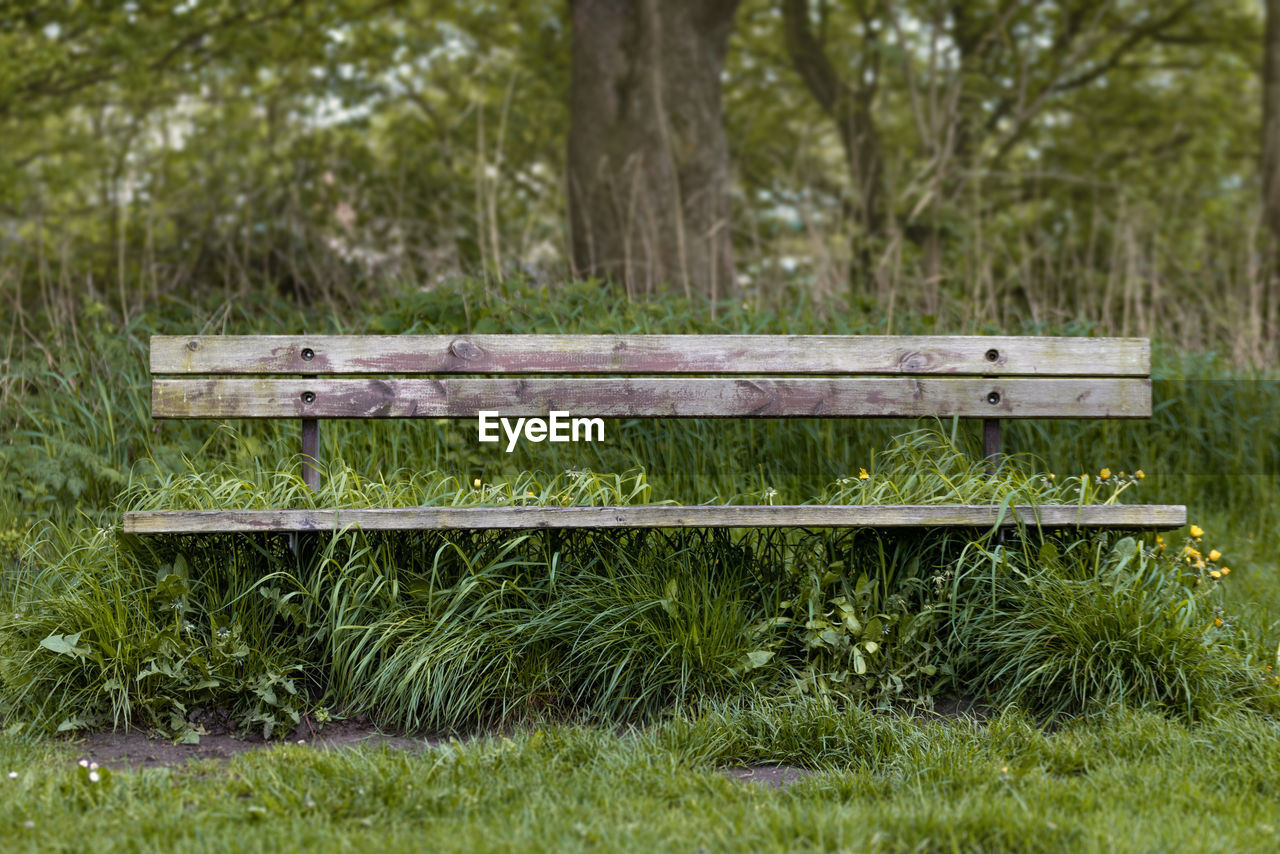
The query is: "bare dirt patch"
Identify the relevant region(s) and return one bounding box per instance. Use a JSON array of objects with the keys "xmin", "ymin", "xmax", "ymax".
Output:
[
  {"xmin": 68, "ymin": 716, "xmax": 435, "ymax": 770},
  {"xmin": 923, "ymin": 694, "xmax": 996, "ymax": 721},
  {"xmin": 720, "ymin": 763, "xmax": 816, "ymax": 788},
  {"xmin": 61, "ymin": 698, "xmax": 996, "ymax": 774}
]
